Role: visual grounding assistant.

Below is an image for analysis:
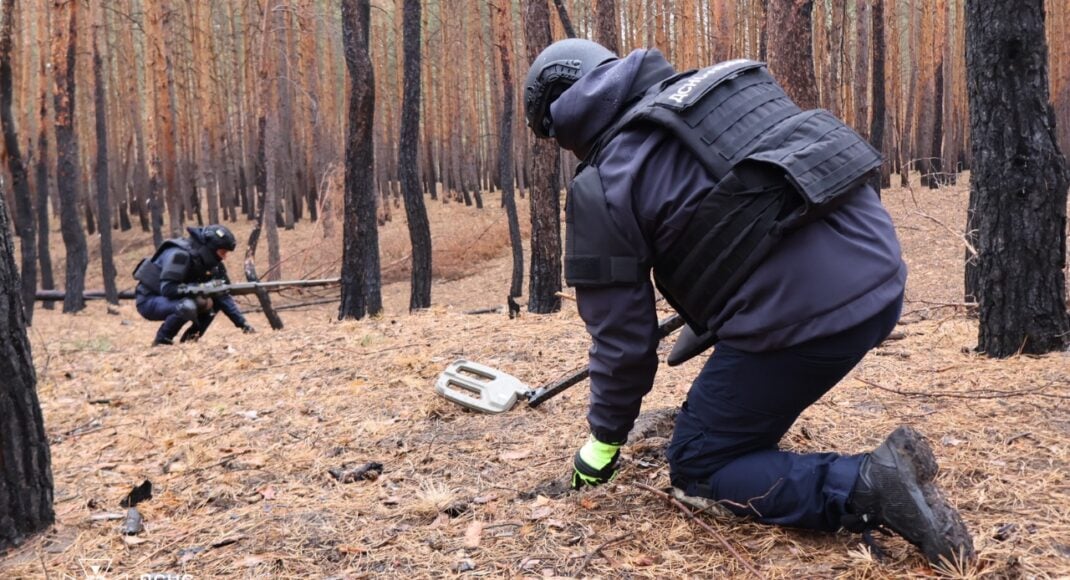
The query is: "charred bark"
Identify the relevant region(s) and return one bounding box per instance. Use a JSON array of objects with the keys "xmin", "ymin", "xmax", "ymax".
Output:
[
  {"xmin": 922, "ymin": 59, "xmax": 945, "ymax": 189},
  {"xmin": 399, "ymin": 0, "xmax": 431, "ymax": 311},
  {"xmin": 551, "ymin": 0, "xmax": 576, "ymax": 38},
  {"xmin": 766, "ymin": 0, "xmax": 819, "ymax": 110},
  {"xmin": 0, "ymin": 192, "xmax": 54, "ymax": 552},
  {"xmin": 870, "ymin": 0, "xmax": 890, "ymax": 190},
  {"xmin": 965, "ymin": 0, "xmax": 1070, "ymax": 356},
  {"xmin": 595, "ymin": 0, "xmax": 619, "ymax": 53},
  {"xmin": 93, "ymin": 16, "xmax": 118, "ymax": 305},
  {"xmin": 494, "ymin": 0, "xmax": 523, "ymax": 300},
  {"xmin": 36, "ymin": 126, "xmax": 55, "ymax": 311},
  {"xmin": 339, "ymin": 0, "xmax": 382, "ymax": 319},
  {"xmin": 524, "ymin": 0, "xmax": 562, "ymax": 314},
  {"xmin": 0, "ymin": 0, "xmax": 35, "ymax": 322},
  {"xmin": 52, "ymin": 0, "xmax": 88, "ymax": 313}
]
